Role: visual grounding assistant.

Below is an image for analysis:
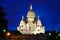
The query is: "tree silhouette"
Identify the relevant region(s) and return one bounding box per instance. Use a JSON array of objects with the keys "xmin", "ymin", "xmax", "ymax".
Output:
[{"xmin": 0, "ymin": 6, "xmax": 8, "ymax": 36}]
